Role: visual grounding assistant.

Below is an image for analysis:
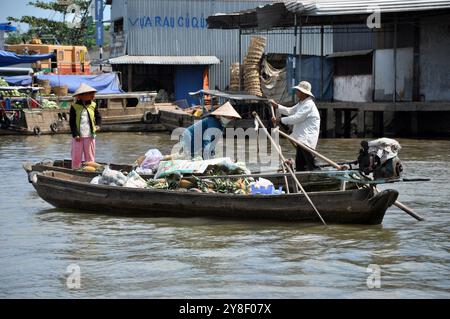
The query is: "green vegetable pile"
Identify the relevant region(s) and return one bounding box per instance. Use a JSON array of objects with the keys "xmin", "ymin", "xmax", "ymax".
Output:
[
  {"xmin": 0, "ymin": 77, "xmax": 28, "ymax": 98},
  {"xmin": 146, "ymin": 174, "xmax": 254, "ymax": 194},
  {"xmin": 41, "ymin": 99, "xmax": 59, "ymax": 109}
]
